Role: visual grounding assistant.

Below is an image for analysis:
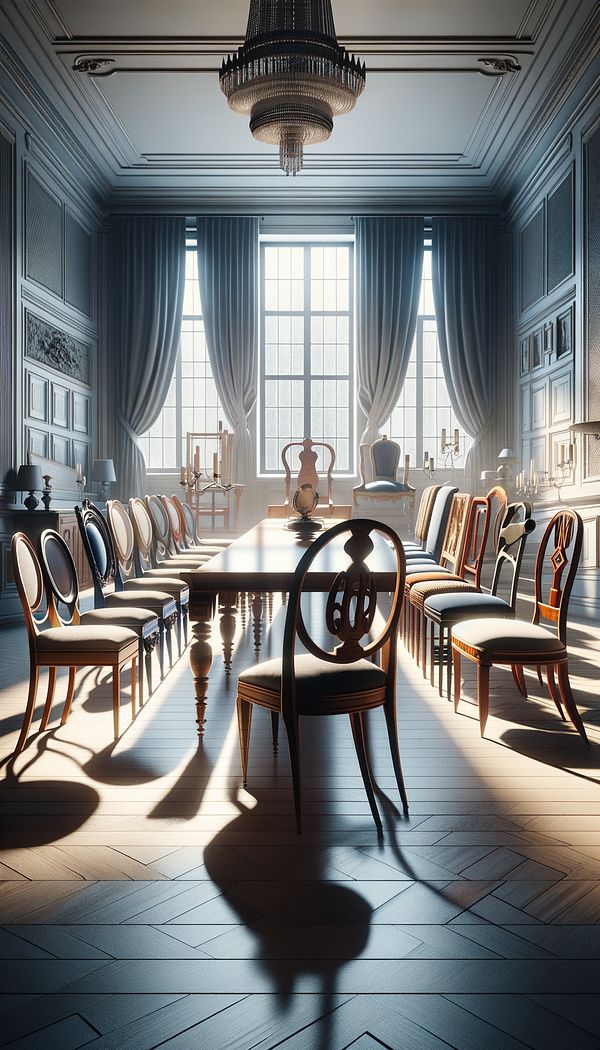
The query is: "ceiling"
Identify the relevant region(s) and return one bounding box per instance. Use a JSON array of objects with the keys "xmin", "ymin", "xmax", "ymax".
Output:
[{"xmin": 1, "ymin": 0, "xmax": 598, "ymax": 207}]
